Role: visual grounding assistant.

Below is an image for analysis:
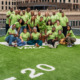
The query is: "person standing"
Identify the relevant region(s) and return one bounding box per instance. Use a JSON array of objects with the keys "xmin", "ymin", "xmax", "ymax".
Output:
[
  {"xmin": 60, "ymin": 12, "xmax": 69, "ymax": 36},
  {"xmin": 6, "ymin": 8, "xmax": 15, "ymax": 33}
]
